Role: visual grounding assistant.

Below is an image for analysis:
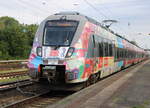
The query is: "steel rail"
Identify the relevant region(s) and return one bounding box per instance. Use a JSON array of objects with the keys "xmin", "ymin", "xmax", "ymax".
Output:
[
  {"xmin": 0, "ymin": 79, "xmax": 32, "ymax": 91},
  {"xmin": 0, "ymin": 64, "xmax": 27, "ymax": 70},
  {"xmin": 0, "ymin": 60, "xmax": 28, "ymax": 64},
  {"xmin": 3, "ymin": 91, "xmax": 49, "ymax": 108},
  {"xmin": 0, "ymin": 70, "xmax": 28, "ymax": 77},
  {"xmin": 3, "ymin": 90, "xmax": 74, "ymax": 108}
]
